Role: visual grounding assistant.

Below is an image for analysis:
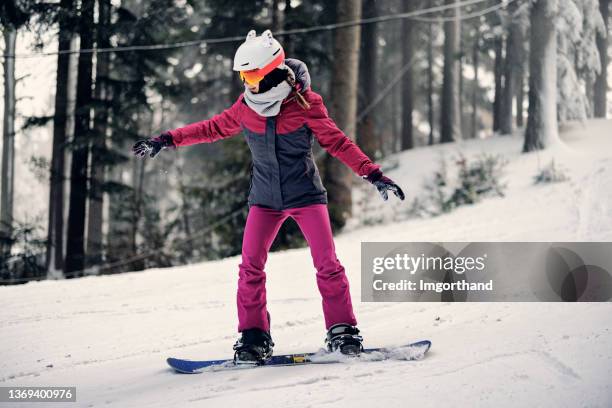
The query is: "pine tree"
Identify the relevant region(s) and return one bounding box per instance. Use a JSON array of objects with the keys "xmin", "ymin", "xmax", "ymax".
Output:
[
  {"xmin": 64, "ymin": 0, "xmax": 95, "ymax": 277},
  {"xmin": 324, "ymin": 0, "xmax": 362, "ymax": 230},
  {"xmin": 440, "ymin": 0, "xmax": 462, "ymax": 143},
  {"xmin": 401, "ymin": 0, "xmax": 417, "ymax": 150},
  {"xmin": 500, "ymin": 1, "xmax": 521, "ymax": 135},
  {"xmin": 524, "ymin": 0, "xmax": 559, "ymax": 151},
  {"xmin": 86, "ymin": 0, "xmax": 111, "ymax": 267},
  {"xmin": 594, "ymin": 0, "xmax": 610, "ymax": 117},
  {"xmin": 357, "ymin": 0, "xmax": 379, "ymax": 158},
  {"xmin": 1, "ymin": 27, "xmax": 16, "ymax": 259},
  {"xmin": 46, "ymin": 0, "xmax": 75, "ymax": 275}
]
